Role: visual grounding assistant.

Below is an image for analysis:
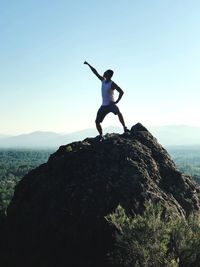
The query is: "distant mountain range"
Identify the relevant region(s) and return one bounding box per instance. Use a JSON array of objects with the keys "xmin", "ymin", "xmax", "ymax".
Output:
[
  {"xmin": 149, "ymin": 125, "xmax": 200, "ymax": 147},
  {"xmin": 0, "ymin": 134, "xmax": 11, "ymax": 139},
  {"xmin": 0, "ymin": 125, "xmax": 200, "ymax": 148},
  {"xmin": 0, "ymin": 130, "xmax": 98, "ymax": 149}
]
